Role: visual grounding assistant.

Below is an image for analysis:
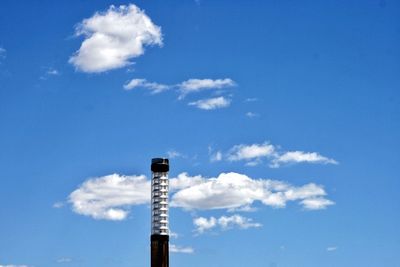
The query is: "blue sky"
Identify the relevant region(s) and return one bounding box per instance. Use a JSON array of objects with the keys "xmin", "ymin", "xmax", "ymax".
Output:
[{"xmin": 0, "ymin": 0, "xmax": 399, "ymax": 266}]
